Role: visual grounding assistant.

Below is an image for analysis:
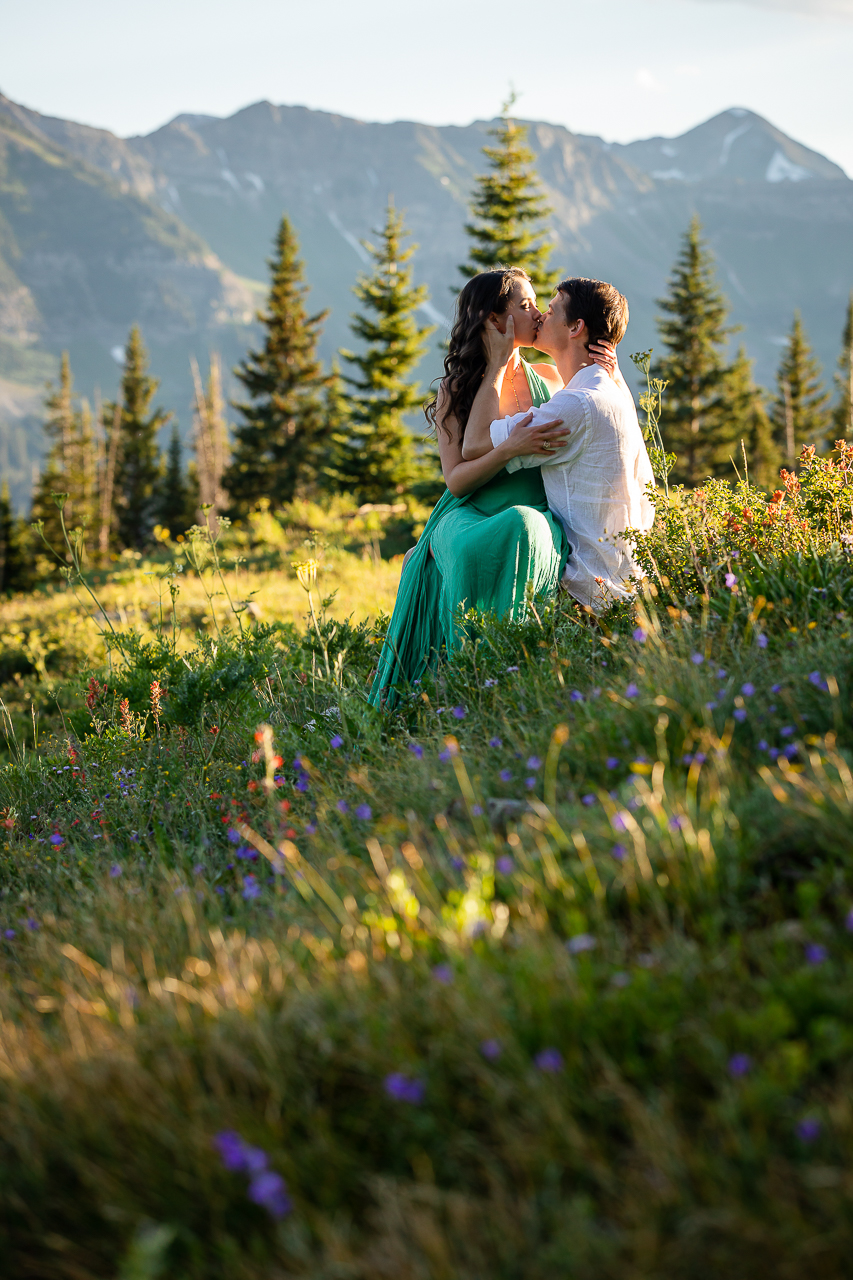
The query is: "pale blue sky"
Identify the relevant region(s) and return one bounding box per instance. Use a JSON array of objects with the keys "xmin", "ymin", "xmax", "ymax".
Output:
[{"xmin": 2, "ymin": 0, "xmax": 851, "ymax": 171}]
